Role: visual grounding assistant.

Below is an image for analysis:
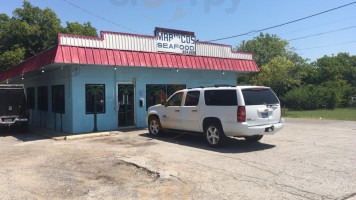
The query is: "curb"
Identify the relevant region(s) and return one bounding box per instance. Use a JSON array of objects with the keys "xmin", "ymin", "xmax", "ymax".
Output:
[
  {"xmin": 29, "ymin": 128, "xmax": 119, "ymax": 141},
  {"xmin": 62, "ymin": 132, "xmax": 113, "ymax": 140}
]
